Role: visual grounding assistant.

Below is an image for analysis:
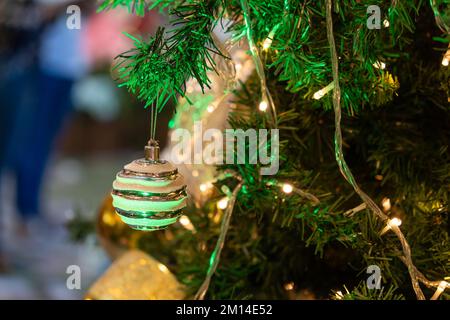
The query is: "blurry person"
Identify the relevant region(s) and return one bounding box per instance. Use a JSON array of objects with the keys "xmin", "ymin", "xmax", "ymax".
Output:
[
  {"xmin": 0, "ymin": 0, "xmax": 45, "ymax": 270},
  {"xmin": 2, "ymin": 0, "xmax": 93, "ymax": 237}
]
